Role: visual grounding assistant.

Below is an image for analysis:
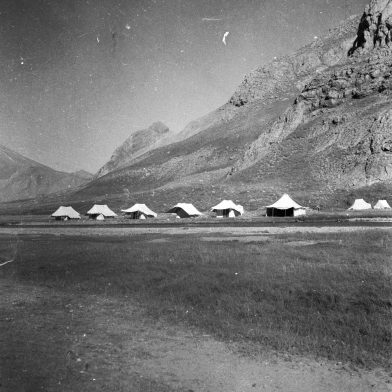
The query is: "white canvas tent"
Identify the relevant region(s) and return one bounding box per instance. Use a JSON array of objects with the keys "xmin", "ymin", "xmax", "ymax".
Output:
[
  {"xmin": 211, "ymin": 200, "xmax": 244, "ymax": 218},
  {"xmin": 347, "ymin": 199, "xmax": 372, "ymax": 210},
  {"xmin": 96, "ymin": 214, "xmax": 105, "ymax": 221},
  {"xmin": 51, "ymin": 206, "xmax": 81, "ymax": 220},
  {"xmin": 87, "ymin": 204, "xmax": 117, "ymax": 219},
  {"xmin": 266, "ymin": 194, "xmax": 307, "ymax": 217},
  {"xmin": 121, "ymin": 204, "xmax": 157, "ymax": 219},
  {"xmin": 167, "ymin": 203, "xmax": 203, "ymax": 218},
  {"xmin": 373, "ymin": 200, "xmax": 391, "ymax": 210}
]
